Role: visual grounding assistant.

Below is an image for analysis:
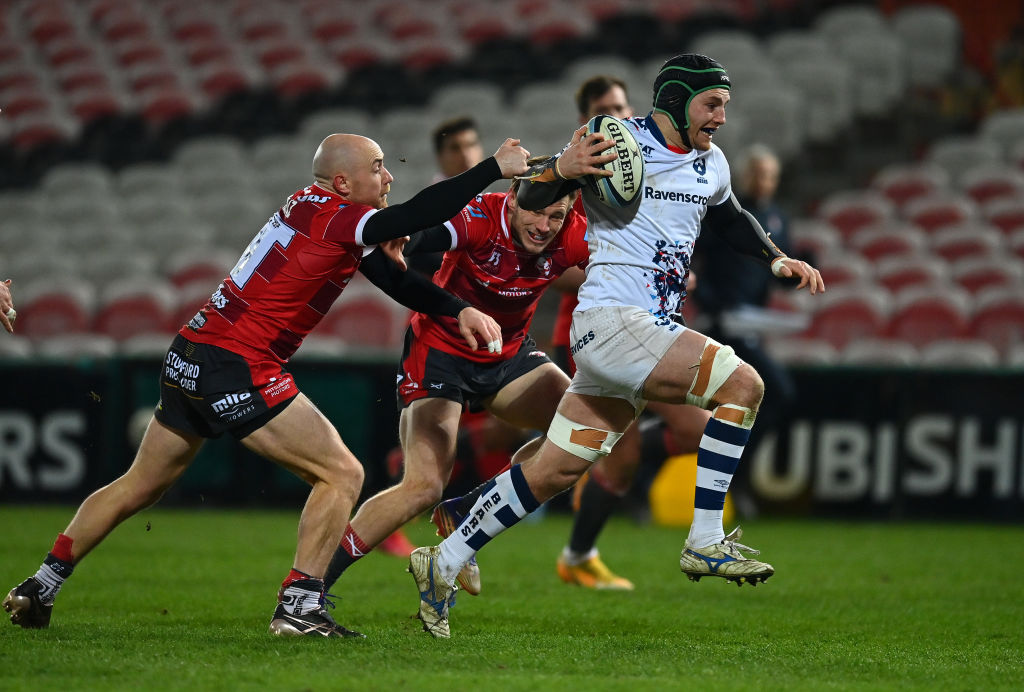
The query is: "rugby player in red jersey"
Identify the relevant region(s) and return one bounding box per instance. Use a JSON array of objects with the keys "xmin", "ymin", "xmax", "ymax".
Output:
[
  {"xmin": 3, "ymin": 133, "xmax": 531, "ymax": 639},
  {"xmin": 322, "ymin": 137, "xmax": 619, "ymax": 599}
]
